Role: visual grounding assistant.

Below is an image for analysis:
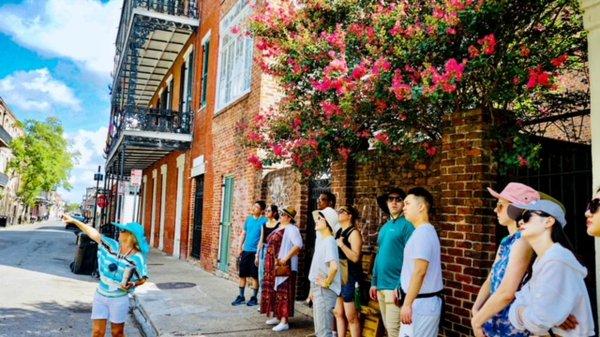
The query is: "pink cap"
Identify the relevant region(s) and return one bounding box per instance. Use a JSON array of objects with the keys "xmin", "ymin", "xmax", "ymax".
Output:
[{"xmin": 487, "ymin": 182, "xmax": 540, "ymax": 205}]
